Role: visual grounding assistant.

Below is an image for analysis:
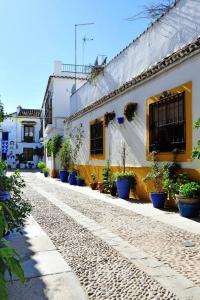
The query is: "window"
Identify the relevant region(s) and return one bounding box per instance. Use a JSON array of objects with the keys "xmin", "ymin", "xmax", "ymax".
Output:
[
  {"xmin": 90, "ymin": 120, "xmax": 104, "ymax": 156},
  {"xmin": 149, "ymin": 91, "xmax": 185, "ymax": 152},
  {"xmin": 23, "ymin": 148, "xmax": 33, "ymax": 161},
  {"xmin": 45, "ymin": 92, "xmax": 52, "ymax": 127},
  {"xmin": 2, "ymin": 132, "xmax": 8, "ymax": 141},
  {"xmin": 24, "ymin": 126, "xmax": 34, "ymax": 142}
]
